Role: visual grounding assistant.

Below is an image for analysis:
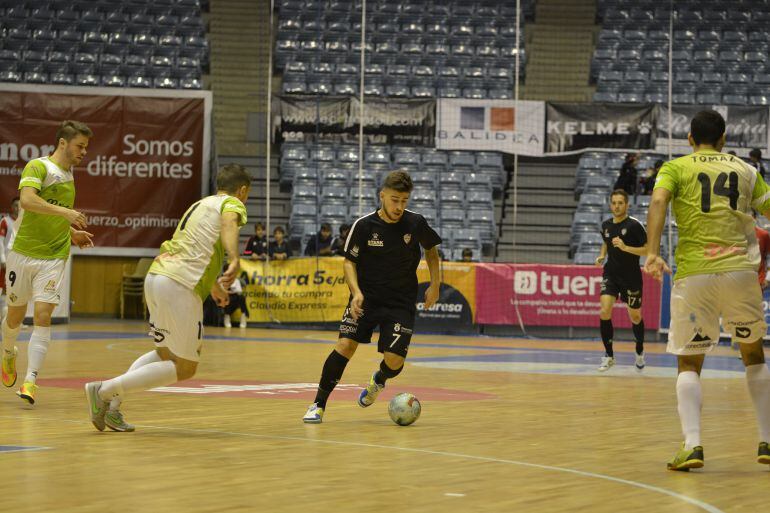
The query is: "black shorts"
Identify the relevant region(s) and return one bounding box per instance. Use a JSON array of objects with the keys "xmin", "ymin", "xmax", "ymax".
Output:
[
  {"xmin": 601, "ymin": 274, "xmax": 643, "ymax": 309},
  {"xmin": 338, "ymin": 300, "xmax": 415, "ymax": 358}
]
